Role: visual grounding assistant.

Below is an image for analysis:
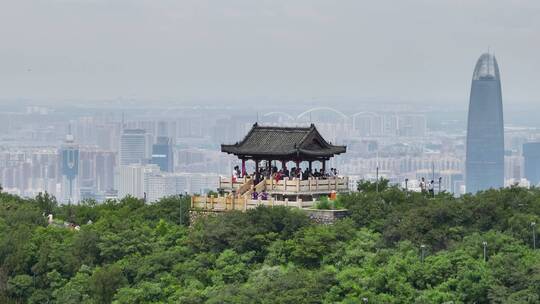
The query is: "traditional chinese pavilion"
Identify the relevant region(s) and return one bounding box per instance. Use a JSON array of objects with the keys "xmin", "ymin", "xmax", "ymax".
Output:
[
  {"xmin": 221, "ymin": 123, "xmax": 346, "ymax": 177},
  {"xmin": 191, "ymin": 123, "xmax": 349, "ymax": 211}
]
